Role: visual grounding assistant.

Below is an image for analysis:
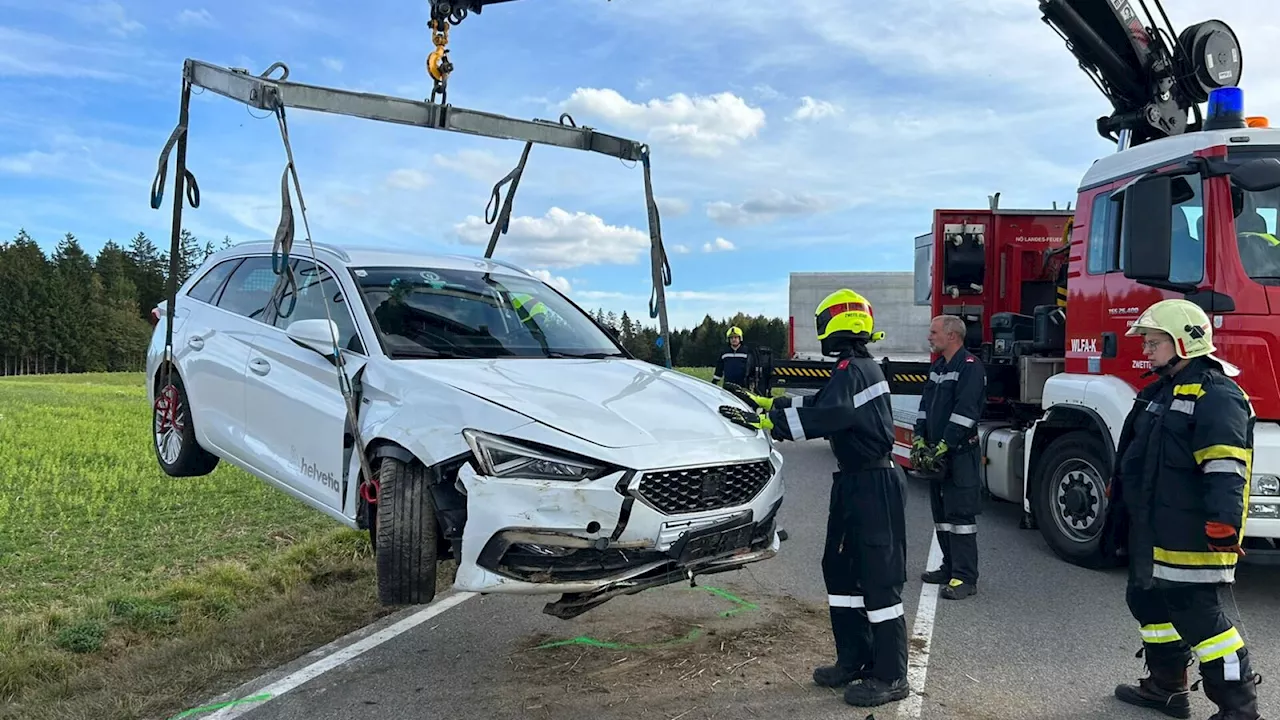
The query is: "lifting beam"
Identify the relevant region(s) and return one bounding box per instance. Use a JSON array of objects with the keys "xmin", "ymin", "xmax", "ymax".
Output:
[{"xmin": 150, "ymin": 58, "xmax": 674, "ymax": 370}]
